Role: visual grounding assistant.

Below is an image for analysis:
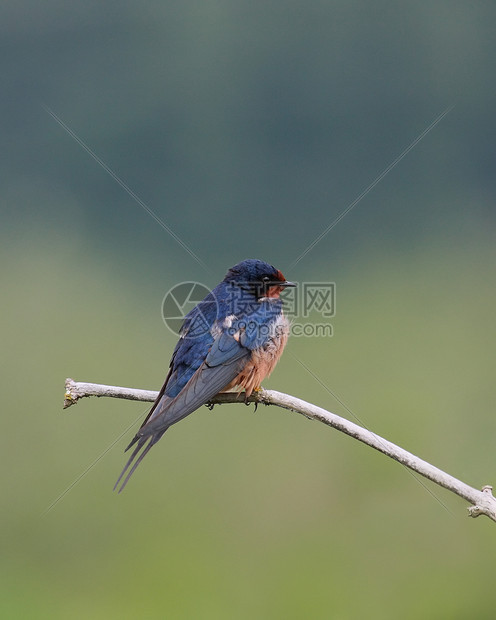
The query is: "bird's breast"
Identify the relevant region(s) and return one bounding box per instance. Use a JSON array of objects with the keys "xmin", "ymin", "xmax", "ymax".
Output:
[{"xmin": 223, "ymin": 313, "xmax": 290, "ymax": 397}]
